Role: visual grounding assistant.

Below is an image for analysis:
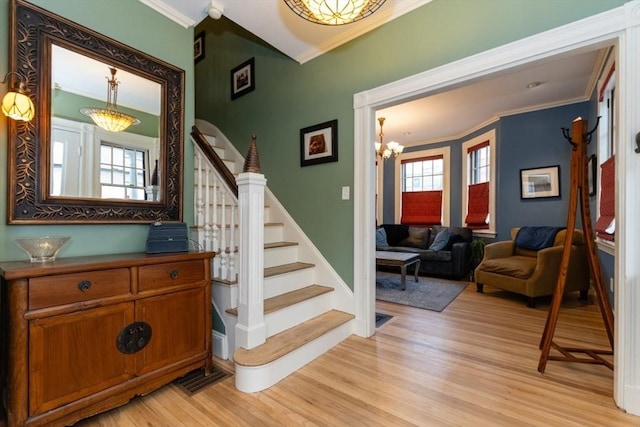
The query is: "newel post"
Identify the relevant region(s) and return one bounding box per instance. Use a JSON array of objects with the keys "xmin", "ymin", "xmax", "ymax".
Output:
[{"xmin": 235, "ymin": 135, "xmax": 267, "ymax": 349}]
